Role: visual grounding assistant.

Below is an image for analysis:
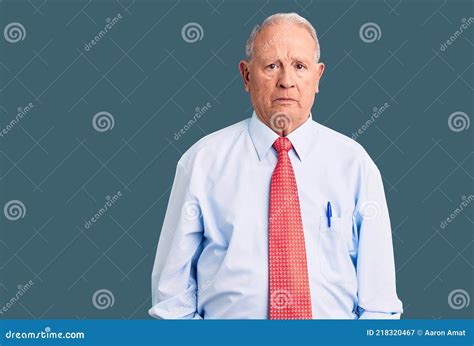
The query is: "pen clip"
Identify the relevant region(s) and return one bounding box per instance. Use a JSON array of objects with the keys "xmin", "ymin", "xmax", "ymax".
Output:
[{"xmin": 326, "ymin": 201, "xmax": 332, "ymax": 228}]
